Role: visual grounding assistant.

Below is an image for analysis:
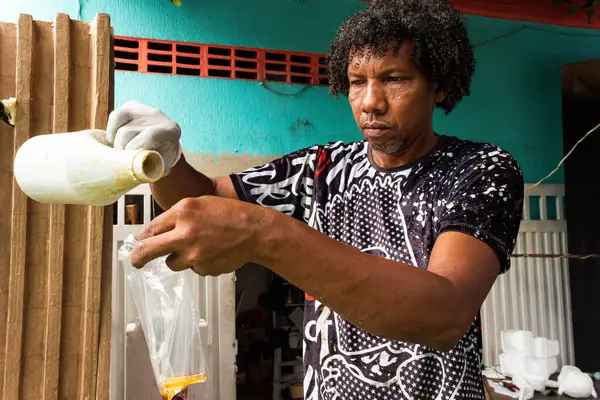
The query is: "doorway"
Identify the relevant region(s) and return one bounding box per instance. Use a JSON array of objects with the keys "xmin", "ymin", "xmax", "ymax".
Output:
[
  {"xmin": 561, "ymin": 59, "xmax": 600, "ymax": 371},
  {"xmin": 235, "ymin": 263, "xmax": 305, "ymax": 400}
]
